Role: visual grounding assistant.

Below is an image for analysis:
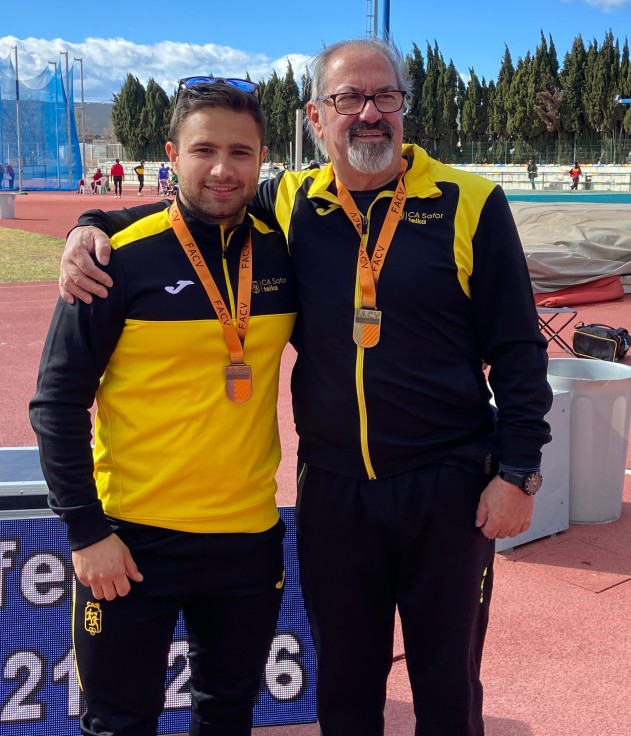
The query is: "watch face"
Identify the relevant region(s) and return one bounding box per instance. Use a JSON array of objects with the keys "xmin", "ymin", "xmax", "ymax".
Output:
[{"xmin": 524, "ymin": 473, "xmax": 543, "ymax": 495}]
